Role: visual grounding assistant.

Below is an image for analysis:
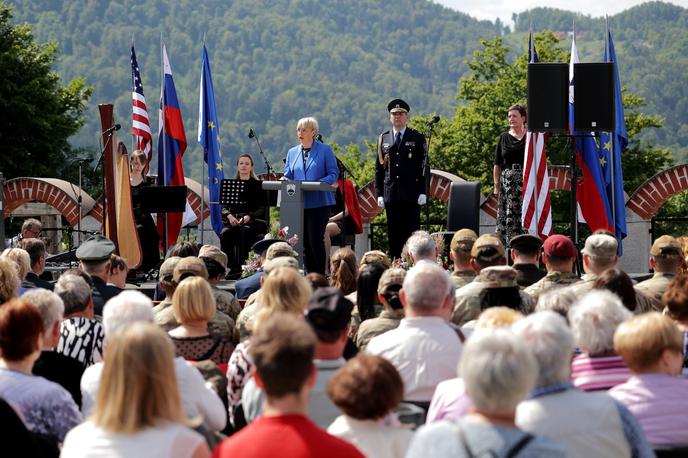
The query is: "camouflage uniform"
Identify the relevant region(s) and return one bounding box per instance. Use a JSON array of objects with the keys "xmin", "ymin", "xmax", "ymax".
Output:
[
  {"xmin": 452, "ymin": 277, "xmax": 534, "ymax": 326},
  {"xmin": 566, "ymin": 273, "xmax": 661, "ymax": 314},
  {"xmin": 512, "ymin": 263, "xmax": 545, "ymax": 288},
  {"xmin": 212, "ymin": 285, "xmax": 241, "ymax": 321},
  {"xmin": 450, "ymin": 270, "xmax": 476, "ymax": 289},
  {"xmin": 354, "ymin": 310, "xmax": 402, "ymax": 350},
  {"xmin": 635, "ymin": 272, "xmax": 676, "ymax": 303},
  {"xmin": 236, "ymin": 302, "xmax": 259, "ymax": 342},
  {"xmin": 524, "ymin": 271, "xmax": 581, "ymax": 300}
]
